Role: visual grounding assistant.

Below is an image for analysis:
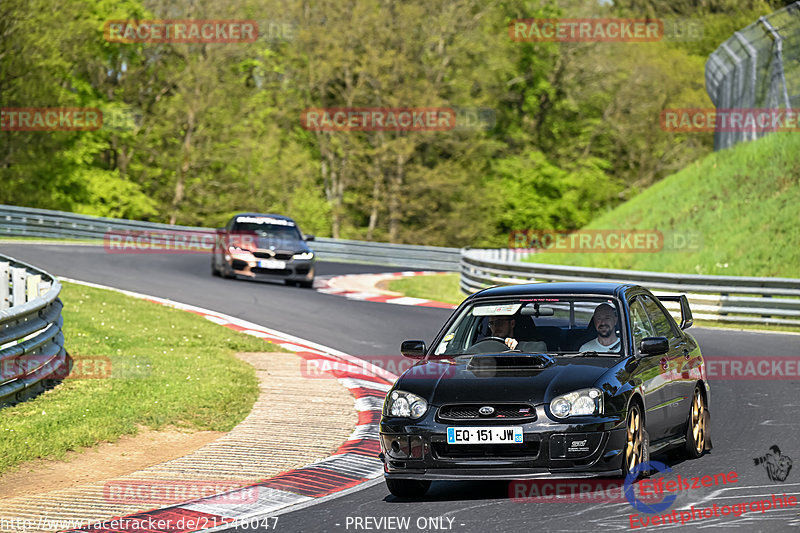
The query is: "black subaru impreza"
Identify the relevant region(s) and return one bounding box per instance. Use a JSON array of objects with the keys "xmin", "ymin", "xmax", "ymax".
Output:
[{"xmin": 379, "ymin": 282, "xmax": 711, "ymax": 498}]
